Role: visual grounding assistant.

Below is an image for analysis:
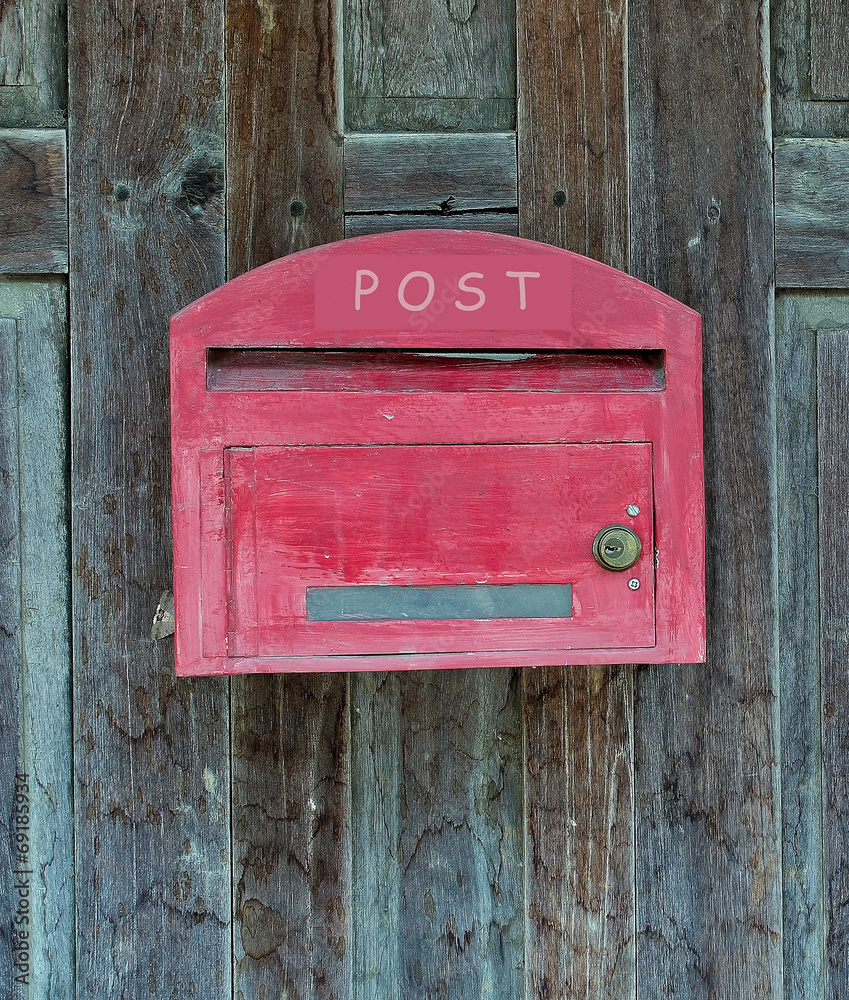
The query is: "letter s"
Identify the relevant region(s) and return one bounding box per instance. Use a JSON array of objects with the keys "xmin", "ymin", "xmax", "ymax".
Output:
[{"xmin": 454, "ymin": 272, "xmax": 486, "ymax": 311}]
